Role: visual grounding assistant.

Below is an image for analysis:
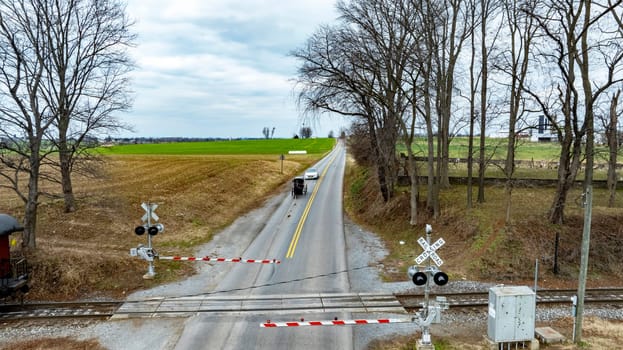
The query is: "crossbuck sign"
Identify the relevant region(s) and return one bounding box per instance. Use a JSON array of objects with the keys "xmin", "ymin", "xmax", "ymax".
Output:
[
  {"xmin": 141, "ymin": 202, "xmax": 159, "ymax": 222},
  {"xmin": 415, "ymin": 237, "xmax": 445, "ymax": 266}
]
